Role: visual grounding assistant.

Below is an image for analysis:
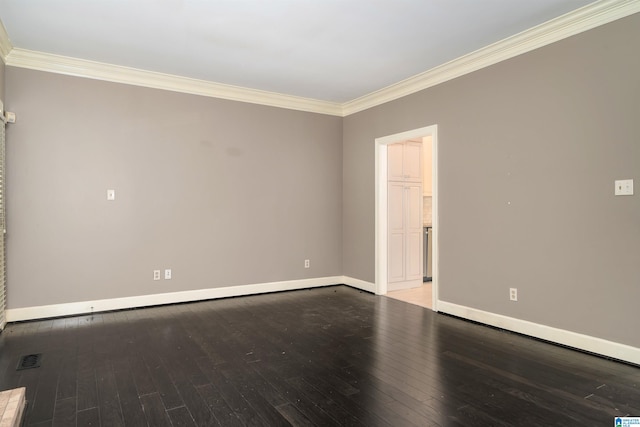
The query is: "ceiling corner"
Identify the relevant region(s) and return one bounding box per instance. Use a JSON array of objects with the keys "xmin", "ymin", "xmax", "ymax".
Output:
[{"xmin": 342, "ymin": 0, "xmax": 640, "ymax": 116}]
